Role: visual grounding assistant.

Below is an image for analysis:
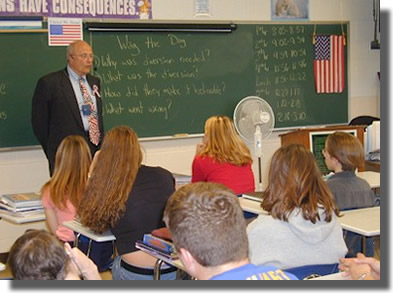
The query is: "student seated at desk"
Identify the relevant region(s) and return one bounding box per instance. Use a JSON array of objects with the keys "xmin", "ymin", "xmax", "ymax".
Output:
[
  {"xmin": 323, "ymin": 132, "xmax": 376, "ymax": 257},
  {"xmin": 8, "ymin": 229, "xmax": 100, "ymax": 280},
  {"xmin": 247, "ymin": 144, "xmax": 347, "ymax": 269},
  {"xmin": 164, "ymin": 182, "xmax": 297, "ymax": 280},
  {"xmin": 323, "ymin": 132, "xmax": 376, "ymax": 210},
  {"xmin": 77, "ymin": 126, "xmax": 177, "ymax": 280},
  {"xmin": 191, "ymin": 115, "xmax": 255, "ymax": 195},
  {"xmin": 41, "ymin": 135, "xmax": 92, "ymax": 243}
]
